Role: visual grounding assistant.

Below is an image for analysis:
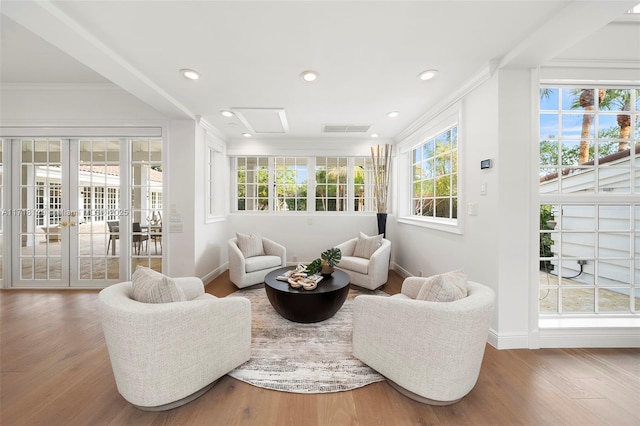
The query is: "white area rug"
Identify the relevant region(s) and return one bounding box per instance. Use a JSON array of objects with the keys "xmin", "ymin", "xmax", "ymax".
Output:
[{"xmin": 228, "ymin": 286, "xmax": 387, "ymax": 393}]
